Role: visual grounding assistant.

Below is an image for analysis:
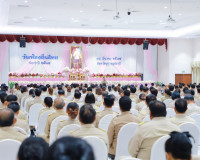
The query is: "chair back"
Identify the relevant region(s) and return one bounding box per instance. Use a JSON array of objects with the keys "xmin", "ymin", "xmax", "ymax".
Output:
[
  {"xmin": 115, "ymin": 123, "xmax": 138, "ymax": 160},
  {"xmin": 166, "ymin": 108, "xmax": 176, "ymax": 118},
  {"xmin": 24, "ymin": 98, "xmax": 30, "ymax": 112},
  {"xmin": 143, "ymin": 115, "xmax": 150, "ymax": 122},
  {"xmin": 49, "ymin": 115, "xmax": 68, "ymax": 145},
  {"xmin": 38, "ymin": 110, "xmax": 55, "ymax": 135},
  {"xmin": 98, "ymin": 114, "xmax": 116, "ymax": 132},
  {"xmin": 119, "ymin": 158, "xmax": 142, "ymax": 160},
  {"xmin": 150, "ymin": 135, "xmax": 170, "ymax": 160},
  {"xmin": 163, "ymin": 99, "xmax": 173, "ymax": 107},
  {"xmin": 20, "ymin": 96, "xmax": 26, "ymax": 111},
  {"xmin": 179, "ymin": 122, "xmax": 200, "ymax": 155},
  {"xmin": 57, "ymin": 124, "xmax": 81, "ymax": 138},
  {"xmin": 130, "ymin": 109, "xmax": 138, "ymax": 116},
  {"xmin": 83, "ymin": 136, "xmax": 108, "ymax": 160},
  {"xmin": 131, "ymin": 102, "xmax": 136, "ymax": 109},
  {"xmin": 28, "ymin": 103, "xmax": 45, "ymax": 126},
  {"xmin": 0, "ymin": 139, "xmax": 21, "ymax": 160},
  {"xmin": 13, "ymin": 126, "xmax": 27, "ymax": 135}
]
